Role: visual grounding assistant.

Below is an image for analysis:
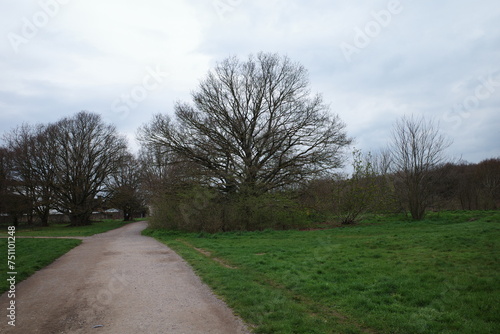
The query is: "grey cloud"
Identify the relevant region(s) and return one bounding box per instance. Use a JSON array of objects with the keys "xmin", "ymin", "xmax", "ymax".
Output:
[{"xmin": 0, "ymin": 0, "xmax": 498, "ymax": 162}]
